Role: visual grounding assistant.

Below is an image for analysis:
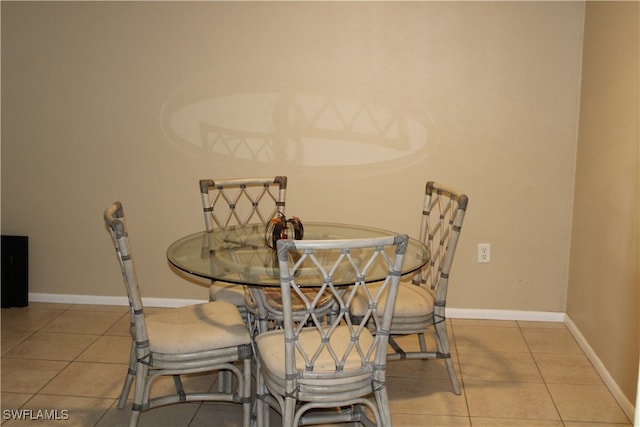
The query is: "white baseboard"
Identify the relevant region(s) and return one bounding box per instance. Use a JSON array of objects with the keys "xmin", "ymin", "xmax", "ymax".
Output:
[
  {"xmin": 30, "ymin": 294, "xmax": 568, "ymax": 320},
  {"xmin": 564, "ymin": 315, "xmax": 635, "ymax": 423},
  {"xmin": 28, "ymin": 293, "xmax": 207, "ymax": 308},
  {"xmin": 446, "ymin": 307, "xmax": 566, "ymax": 322},
  {"xmin": 26, "ymin": 293, "xmax": 635, "ymax": 422}
]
